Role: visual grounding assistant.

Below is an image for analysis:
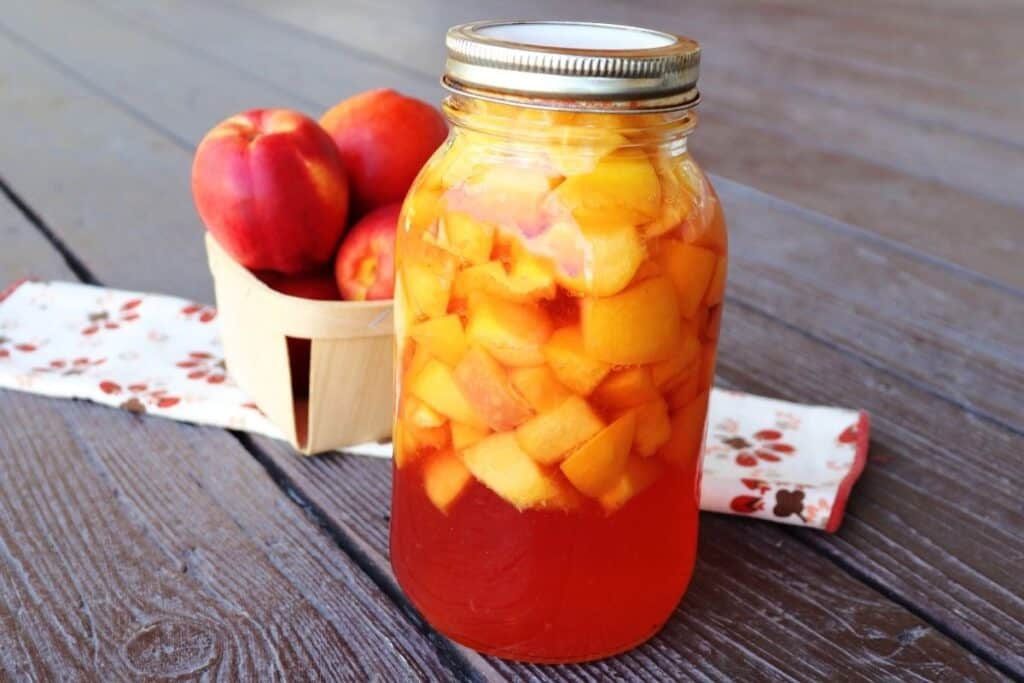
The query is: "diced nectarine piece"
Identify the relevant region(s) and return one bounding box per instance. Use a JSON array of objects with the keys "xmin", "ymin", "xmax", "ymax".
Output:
[
  {"xmin": 404, "ymin": 343, "xmax": 433, "ymax": 386},
  {"xmin": 462, "ymin": 432, "xmax": 577, "ymax": 510},
  {"xmin": 466, "ymin": 294, "xmax": 552, "ymax": 367},
  {"xmin": 659, "ymin": 390, "xmax": 709, "ymax": 468},
  {"xmin": 561, "ymin": 411, "xmax": 636, "ymax": 498},
  {"xmin": 402, "ymin": 395, "xmax": 446, "ymax": 429},
  {"xmin": 632, "ymin": 398, "xmax": 672, "ymax": 457},
  {"xmin": 402, "ymin": 256, "xmax": 455, "ymax": 319},
  {"xmin": 393, "ymin": 422, "xmax": 413, "ymax": 469},
  {"xmin": 667, "ymin": 373, "xmax": 700, "ymax": 412},
  {"xmin": 682, "ymin": 173, "xmax": 728, "ymax": 252},
  {"xmin": 556, "ymin": 224, "xmax": 645, "ymax": 297},
  {"xmin": 434, "ymin": 211, "xmax": 495, "ymax": 264},
  {"xmin": 581, "ymin": 276, "xmax": 681, "ymax": 365},
  {"xmin": 516, "ymin": 396, "xmax": 605, "ymax": 466},
  {"xmin": 409, "ymin": 359, "xmax": 487, "ymax": 429},
  {"xmin": 402, "ymin": 420, "xmax": 451, "ymax": 455},
  {"xmin": 542, "ymin": 326, "xmax": 611, "ymax": 395},
  {"xmin": 705, "ymin": 255, "xmax": 727, "ymax": 306},
  {"xmin": 698, "ymin": 343, "xmax": 717, "ymax": 392},
  {"xmin": 455, "ymin": 166, "xmax": 556, "ymax": 233},
  {"xmin": 409, "ymin": 314, "xmax": 467, "ymax": 367},
  {"xmin": 508, "ymin": 248, "xmax": 557, "ymax": 299},
  {"xmin": 543, "ymin": 125, "xmax": 628, "ymax": 176},
  {"xmin": 554, "ymin": 153, "xmax": 661, "ymax": 226},
  {"xmin": 599, "ymin": 456, "xmax": 664, "ymax": 512},
  {"xmin": 453, "ymin": 260, "xmax": 555, "ymax": 304},
  {"xmin": 451, "ymin": 421, "xmax": 491, "ymax": 451},
  {"xmin": 591, "ymin": 367, "xmax": 660, "ymax": 412},
  {"xmin": 508, "ymin": 365, "xmax": 572, "ymax": 413},
  {"xmin": 655, "ymin": 240, "xmax": 718, "ymax": 319},
  {"xmin": 650, "ymin": 325, "xmax": 701, "ymax": 389},
  {"xmin": 423, "ymin": 449, "xmax": 472, "ymax": 514},
  {"xmin": 641, "ymin": 155, "xmax": 695, "ymax": 238},
  {"xmin": 453, "ymin": 347, "xmax": 534, "ymax": 431}
]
